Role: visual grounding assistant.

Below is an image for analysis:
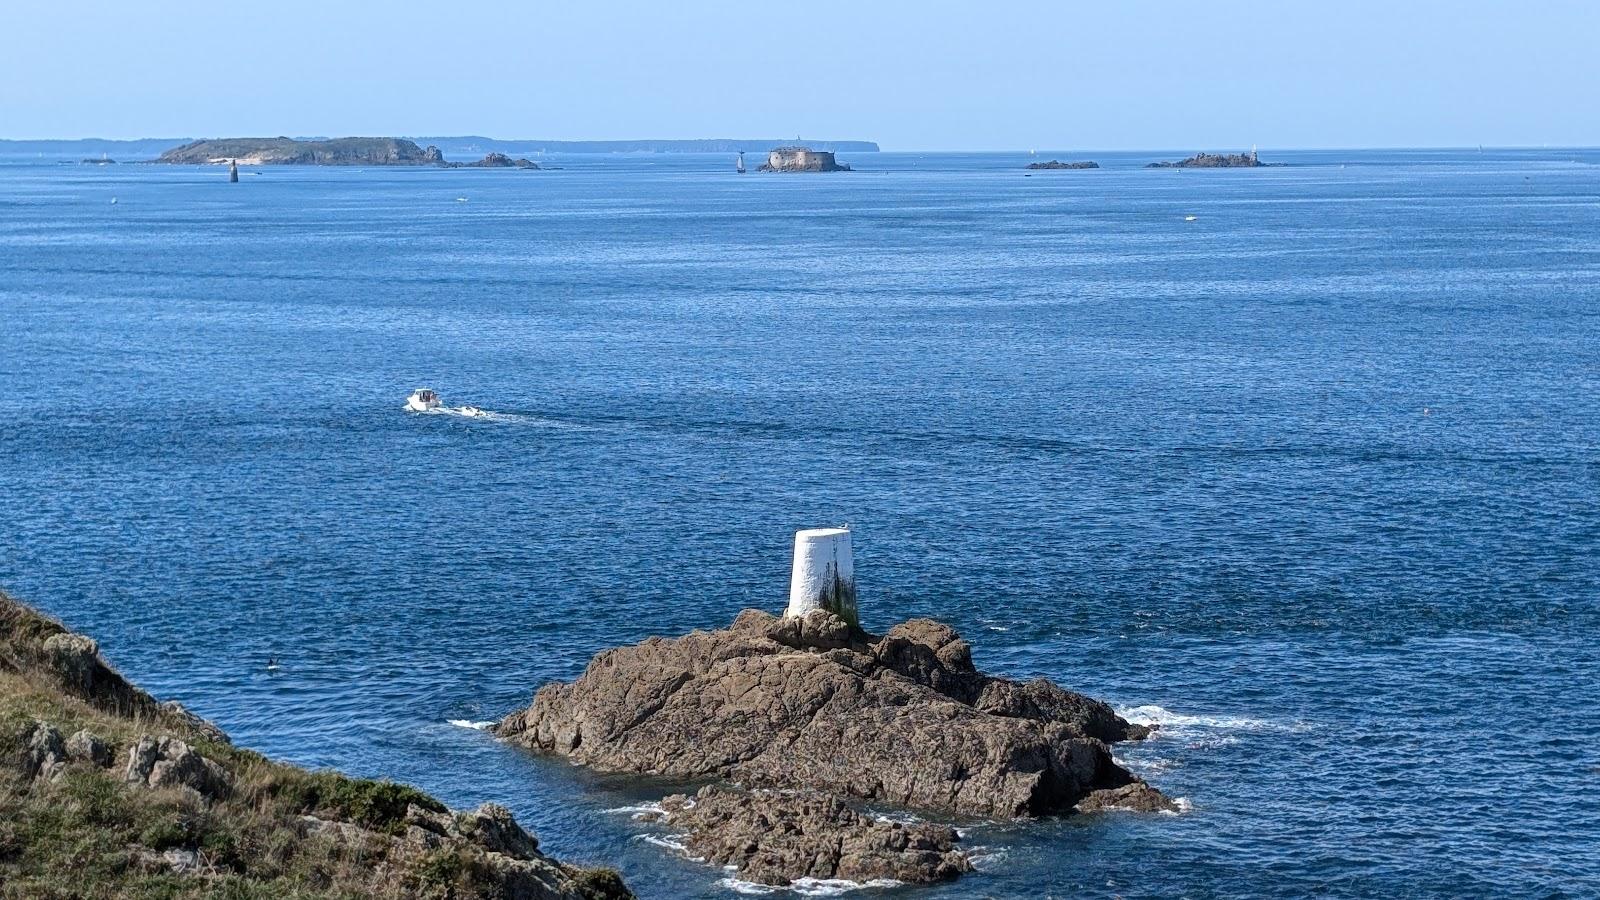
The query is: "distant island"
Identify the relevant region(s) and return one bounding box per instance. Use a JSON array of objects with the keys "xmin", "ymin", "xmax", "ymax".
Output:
[
  {"xmin": 159, "ymin": 137, "xmax": 445, "ymax": 166},
  {"xmin": 1026, "ymin": 159, "xmax": 1099, "ymax": 170},
  {"xmin": 441, "ymin": 151, "xmax": 540, "ymax": 169},
  {"xmin": 0, "ymin": 136, "xmax": 880, "ymax": 159},
  {"xmin": 156, "ymin": 138, "xmax": 539, "ymax": 169},
  {"xmin": 429, "ymin": 137, "xmax": 880, "ymax": 154},
  {"xmin": 1147, "ymin": 150, "xmax": 1278, "ymax": 168},
  {"xmin": 759, "ymin": 146, "xmax": 851, "ymax": 172}
]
